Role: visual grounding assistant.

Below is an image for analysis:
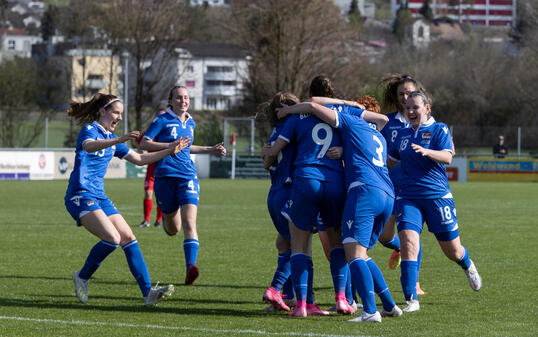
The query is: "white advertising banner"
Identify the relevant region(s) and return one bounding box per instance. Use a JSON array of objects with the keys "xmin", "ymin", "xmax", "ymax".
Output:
[{"xmin": 0, "ymin": 151, "xmax": 55, "ymax": 180}]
